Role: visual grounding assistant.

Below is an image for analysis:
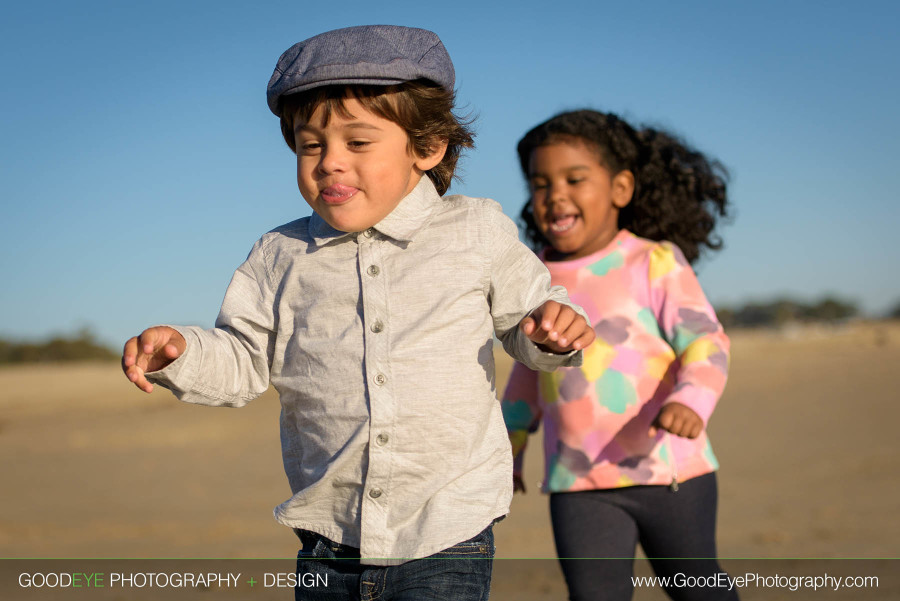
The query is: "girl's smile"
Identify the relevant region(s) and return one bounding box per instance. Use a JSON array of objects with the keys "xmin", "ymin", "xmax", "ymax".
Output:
[{"xmin": 548, "ymin": 213, "xmax": 578, "ymax": 234}]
